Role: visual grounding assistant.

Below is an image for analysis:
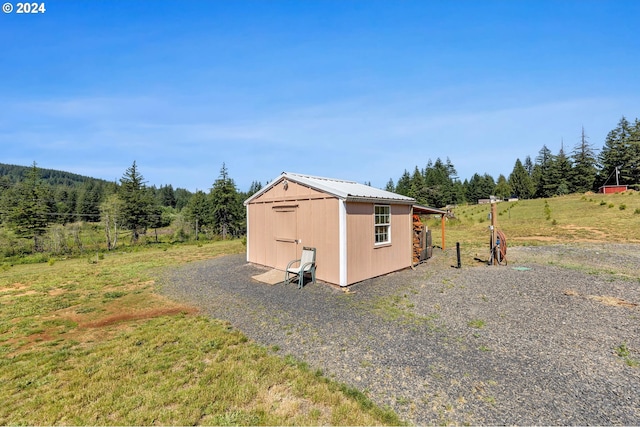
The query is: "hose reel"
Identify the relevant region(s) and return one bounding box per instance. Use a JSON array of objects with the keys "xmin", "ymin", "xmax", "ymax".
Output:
[{"xmin": 488, "ymin": 227, "xmax": 507, "ymax": 265}]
